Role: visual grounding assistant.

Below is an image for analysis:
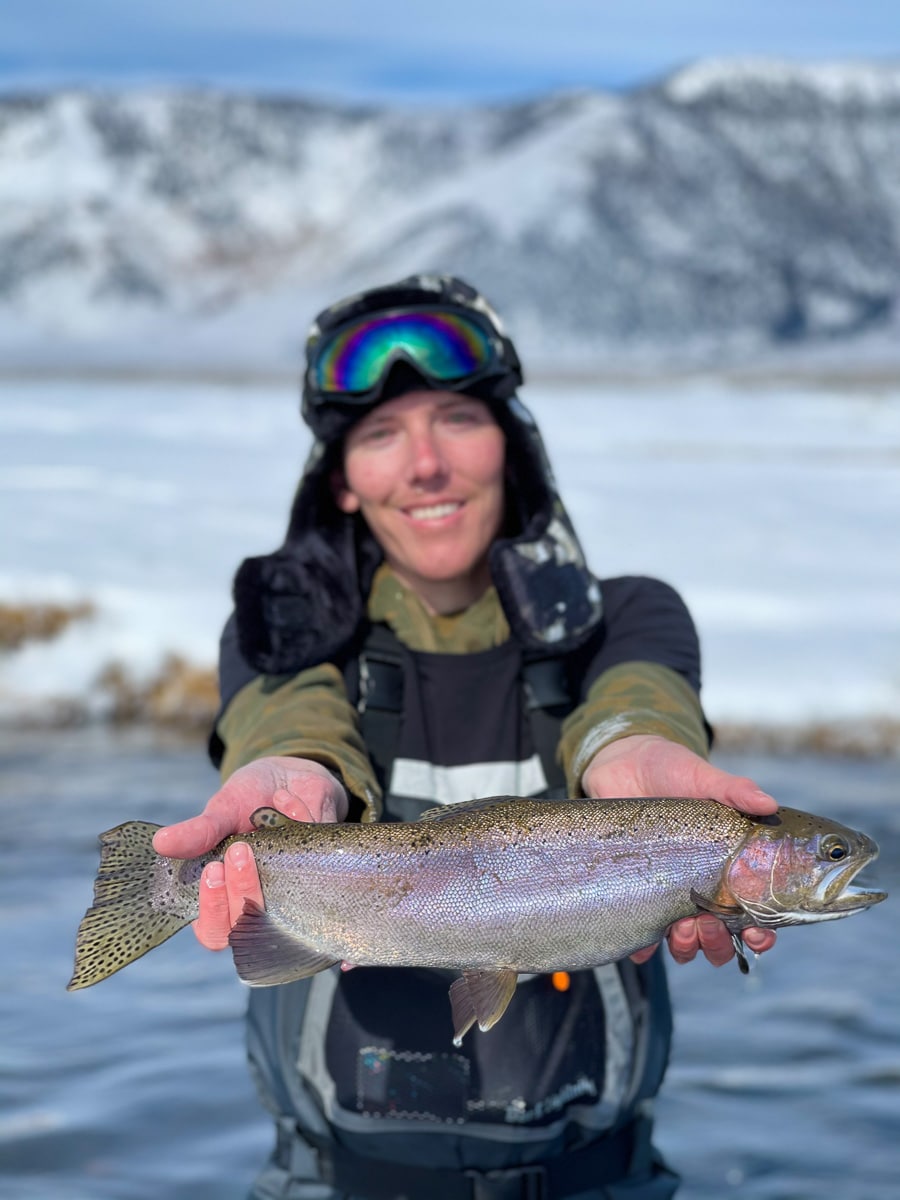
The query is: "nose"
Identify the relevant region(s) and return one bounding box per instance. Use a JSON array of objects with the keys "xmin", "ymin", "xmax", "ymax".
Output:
[{"xmin": 407, "ymin": 426, "xmax": 448, "ymax": 488}]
